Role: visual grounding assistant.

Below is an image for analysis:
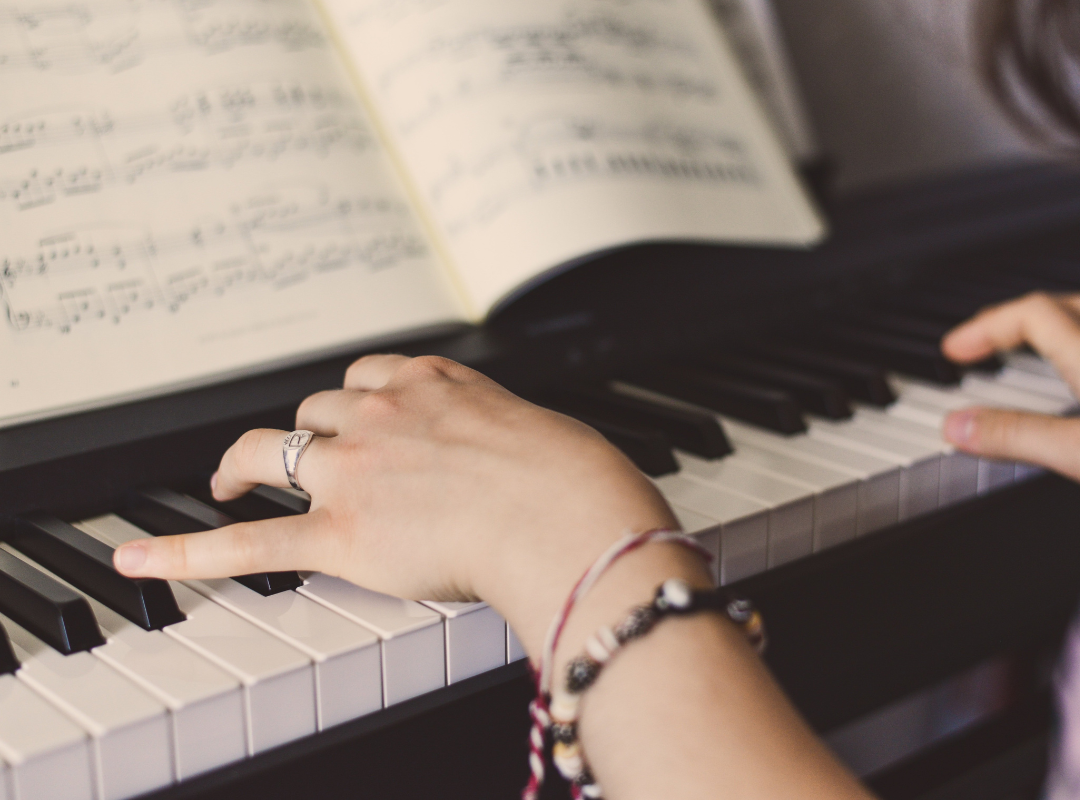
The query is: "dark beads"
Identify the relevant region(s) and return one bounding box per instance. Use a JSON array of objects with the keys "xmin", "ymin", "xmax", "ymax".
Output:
[
  {"xmin": 551, "ymin": 721, "xmax": 577, "ymax": 744},
  {"xmin": 614, "ymin": 605, "xmax": 656, "ymax": 644},
  {"xmin": 566, "ymin": 655, "xmax": 601, "ymax": 693}
]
